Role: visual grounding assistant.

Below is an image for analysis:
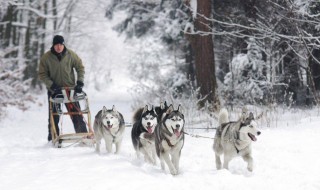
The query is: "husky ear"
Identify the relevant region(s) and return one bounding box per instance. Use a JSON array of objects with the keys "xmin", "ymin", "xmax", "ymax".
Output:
[
  {"xmin": 249, "ymin": 112, "xmax": 254, "ymax": 120},
  {"xmin": 255, "ymin": 112, "xmax": 263, "ymax": 120},
  {"xmin": 239, "ymin": 107, "xmax": 248, "ymax": 122},
  {"xmin": 166, "ymin": 104, "xmax": 174, "ymax": 114},
  {"xmin": 241, "ymin": 112, "xmax": 254, "ymax": 125},
  {"xmin": 242, "ymin": 107, "xmax": 248, "ymax": 115},
  {"xmin": 160, "ymin": 102, "xmax": 165, "ymax": 109},
  {"xmin": 177, "ymin": 104, "xmax": 183, "ymax": 114},
  {"xmin": 142, "ymin": 105, "xmax": 148, "ymax": 113},
  {"xmin": 102, "ymin": 106, "xmax": 107, "ymax": 115},
  {"xmin": 112, "ymin": 105, "xmax": 117, "ymax": 112}
]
